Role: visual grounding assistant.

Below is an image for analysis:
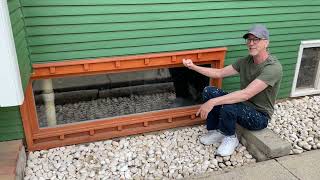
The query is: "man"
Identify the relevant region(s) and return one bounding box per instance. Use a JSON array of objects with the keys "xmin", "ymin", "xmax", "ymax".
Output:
[{"xmin": 182, "ymin": 24, "xmax": 282, "ymax": 156}]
